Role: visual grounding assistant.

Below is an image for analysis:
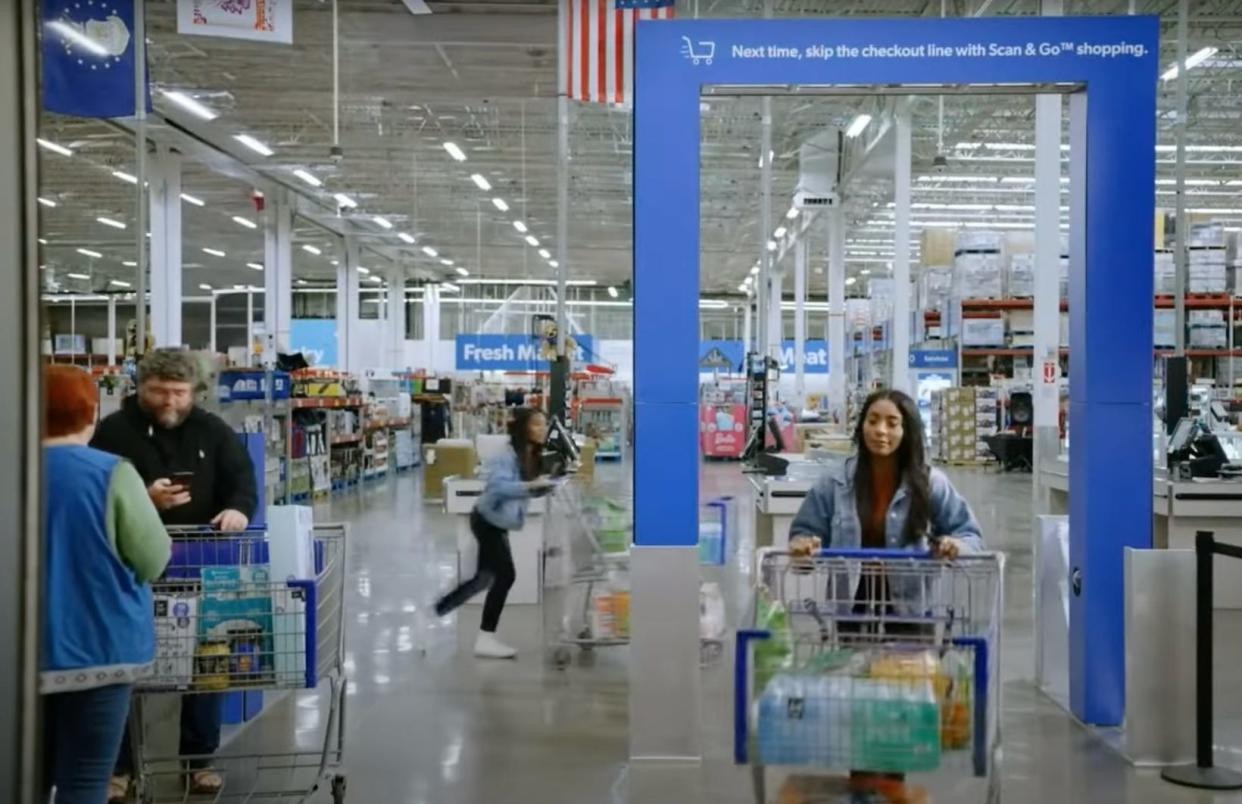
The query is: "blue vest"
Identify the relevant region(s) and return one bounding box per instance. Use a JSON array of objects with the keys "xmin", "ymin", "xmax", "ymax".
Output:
[{"xmin": 42, "ymin": 445, "xmax": 155, "ymax": 692}]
